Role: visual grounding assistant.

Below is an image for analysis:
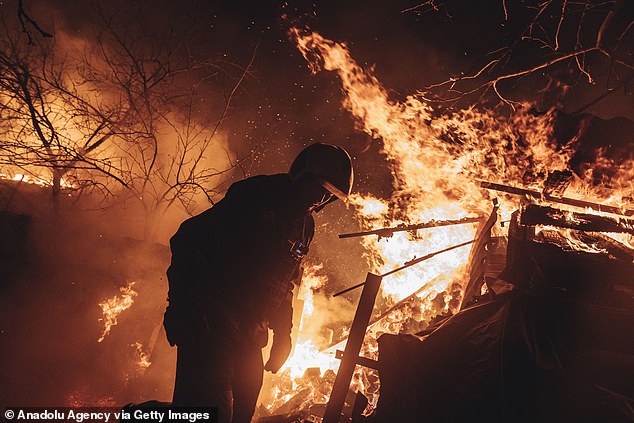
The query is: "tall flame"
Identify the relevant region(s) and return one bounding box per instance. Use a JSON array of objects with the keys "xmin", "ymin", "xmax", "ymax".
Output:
[
  {"xmin": 263, "ymin": 264, "xmax": 341, "ymax": 414},
  {"xmin": 283, "ymin": 264, "xmax": 340, "ymax": 378},
  {"xmin": 257, "ymin": 29, "xmax": 634, "ymax": 417}
]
